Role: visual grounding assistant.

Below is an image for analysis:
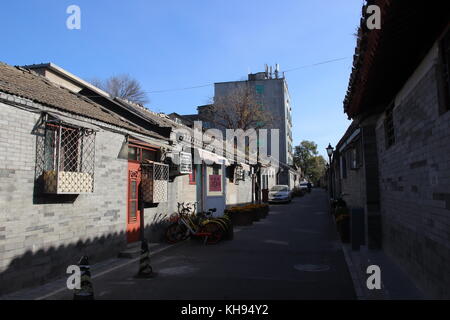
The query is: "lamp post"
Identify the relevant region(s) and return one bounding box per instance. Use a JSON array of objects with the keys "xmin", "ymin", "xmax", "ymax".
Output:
[{"xmin": 326, "ymin": 144, "xmax": 334, "ymax": 201}]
